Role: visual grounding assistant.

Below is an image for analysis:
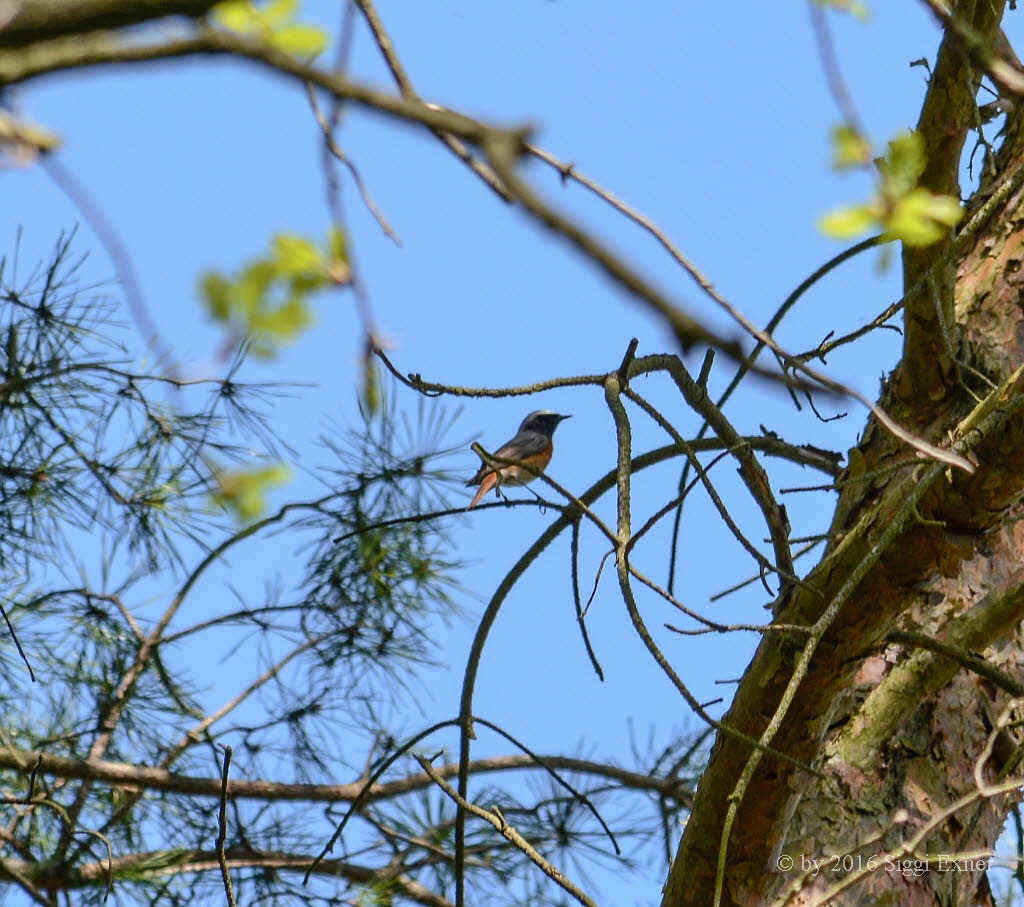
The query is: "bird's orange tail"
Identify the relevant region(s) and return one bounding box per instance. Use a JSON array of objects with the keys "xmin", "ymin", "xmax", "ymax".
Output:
[{"xmin": 467, "ymin": 472, "xmax": 497, "ymax": 509}]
